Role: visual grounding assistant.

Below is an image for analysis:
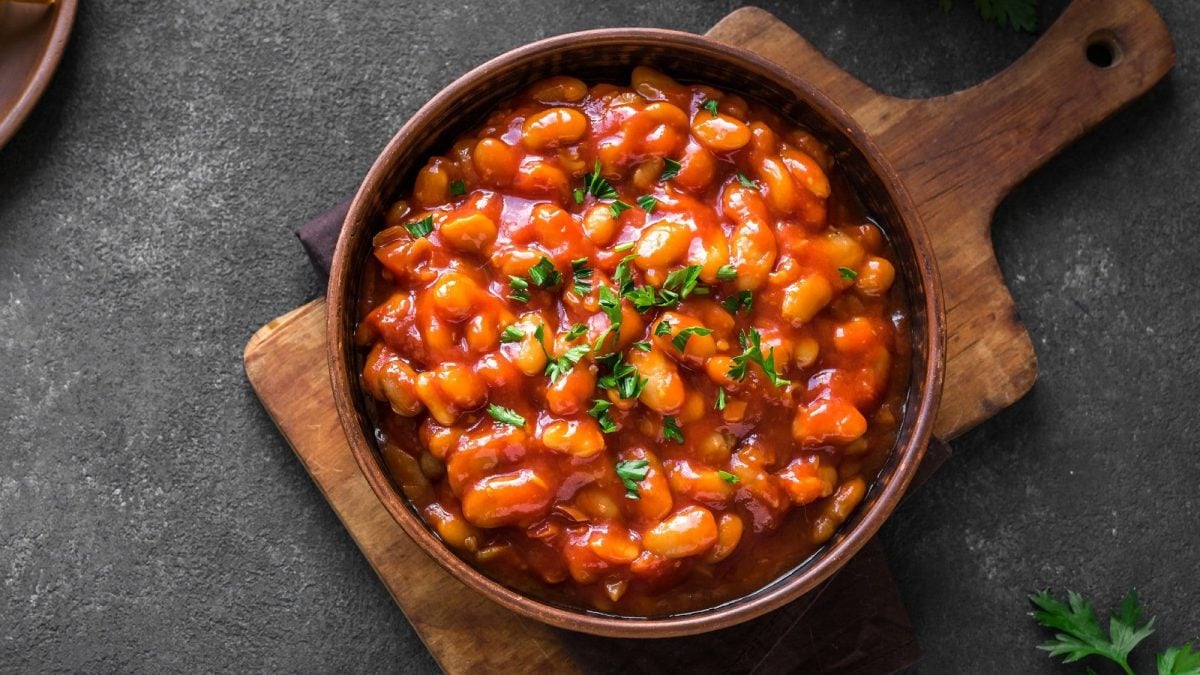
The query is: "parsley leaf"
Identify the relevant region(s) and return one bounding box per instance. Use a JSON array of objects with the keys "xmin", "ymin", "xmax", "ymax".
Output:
[
  {"xmin": 839, "ymin": 266, "xmax": 858, "ymax": 281},
  {"xmin": 941, "ymin": 0, "xmax": 1037, "ymax": 33},
  {"xmin": 508, "ymin": 276, "xmax": 530, "ymax": 303},
  {"xmin": 571, "ymin": 257, "xmax": 593, "ymax": 296},
  {"xmin": 612, "ymin": 241, "xmax": 635, "ymax": 253},
  {"xmin": 573, "ymin": 187, "xmax": 585, "ymax": 204},
  {"xmin": 702, "ymin": 99, "xmax": 719, "ymax": 117},
  {"xmin": 716, "ymin": 265, "xmax": 737, "ymax": 282},
  {"xmin": 661, "ymin": 416, "xmax": 684, "ymax": 444},
  {"xmin": 487, "ymin": 404, "xmax": 525, "ymax": 428},
  {"xmin": 736, "ymin": 172, "xmax": 758, "ymax": 189},
  {"xmin": 721, "ymin": 290, "xmax": 753, "ymax": 315},
  {"xmin": 405, "ymin": 215, "xmax": 435, "ymax": 238},
  {"xmin": 499, "ymin": 325, "xmax": 524, "ymax": 343},
  {"xmin": 527, "ymin": 256, "xmax": 561, "ymax": 288},
  {"xmin": 718, "ymin": 470, "xmax": 739, "ymax": 484},
  {"xmin": 449, "ymin": 179, "xmax": 467, "ymax": 196},
  {"xmin": 565, "ymin": 323, "xmax": 588, "ymax": 341},
  {"xmin": 588, "ymin": 399, "xmax": 618, "ymax": 433},
  {"xmin": 671, "ymin": 326, "xmax": 713, "ymax": 352},
  {"xmin": 596, "ymin": 352, "xmax": 646, "ymax": 400},
  {"xmin": 612, "ymin": 255, "xmax": 637, "ymax": 295},
  {"xmin": 637, "ymin": 195, "xmax": 658, "ymax": 213},
  {"xmin": 631, "ymin": 340, "xmax": 652, "ymax": 352},
  {"xmin": 654, "ymin": 320, "xmax": 672, "ymax": 337},
  {"xmin": 596, "ymin": 286, "xmax": 623, "ymax": 350},
  {"xmin": 715, "ymin": 387, "xmax": 727, "ymax": 411},
  {"xmin": 1159, "ymin": 644, "xmax": 1200, "ymax": 675},
  {"xmin": 585, "ymin": 161, "xmax": 619, "ymax": 200},
  {"xmin": 610, "ymin": 200, "xmax": 632, "ymax": 218},
  {"xmin": 615, "ymin": 459, "xmax": 650, "ymax": 499},
  {"xmin": 662, "ymin": 265, "xmax": 703, "ymax": 302},
  {"xmin": 1030, "ymin": 590, "xmax": 1155, "ymax": 675},
  {"xmin": 660, "ymin": 158, "xmax": 681, "ymax": 182},
  {"xmin": 726, "ymin": 328, "xmax": 790, "ymax": 387}
]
